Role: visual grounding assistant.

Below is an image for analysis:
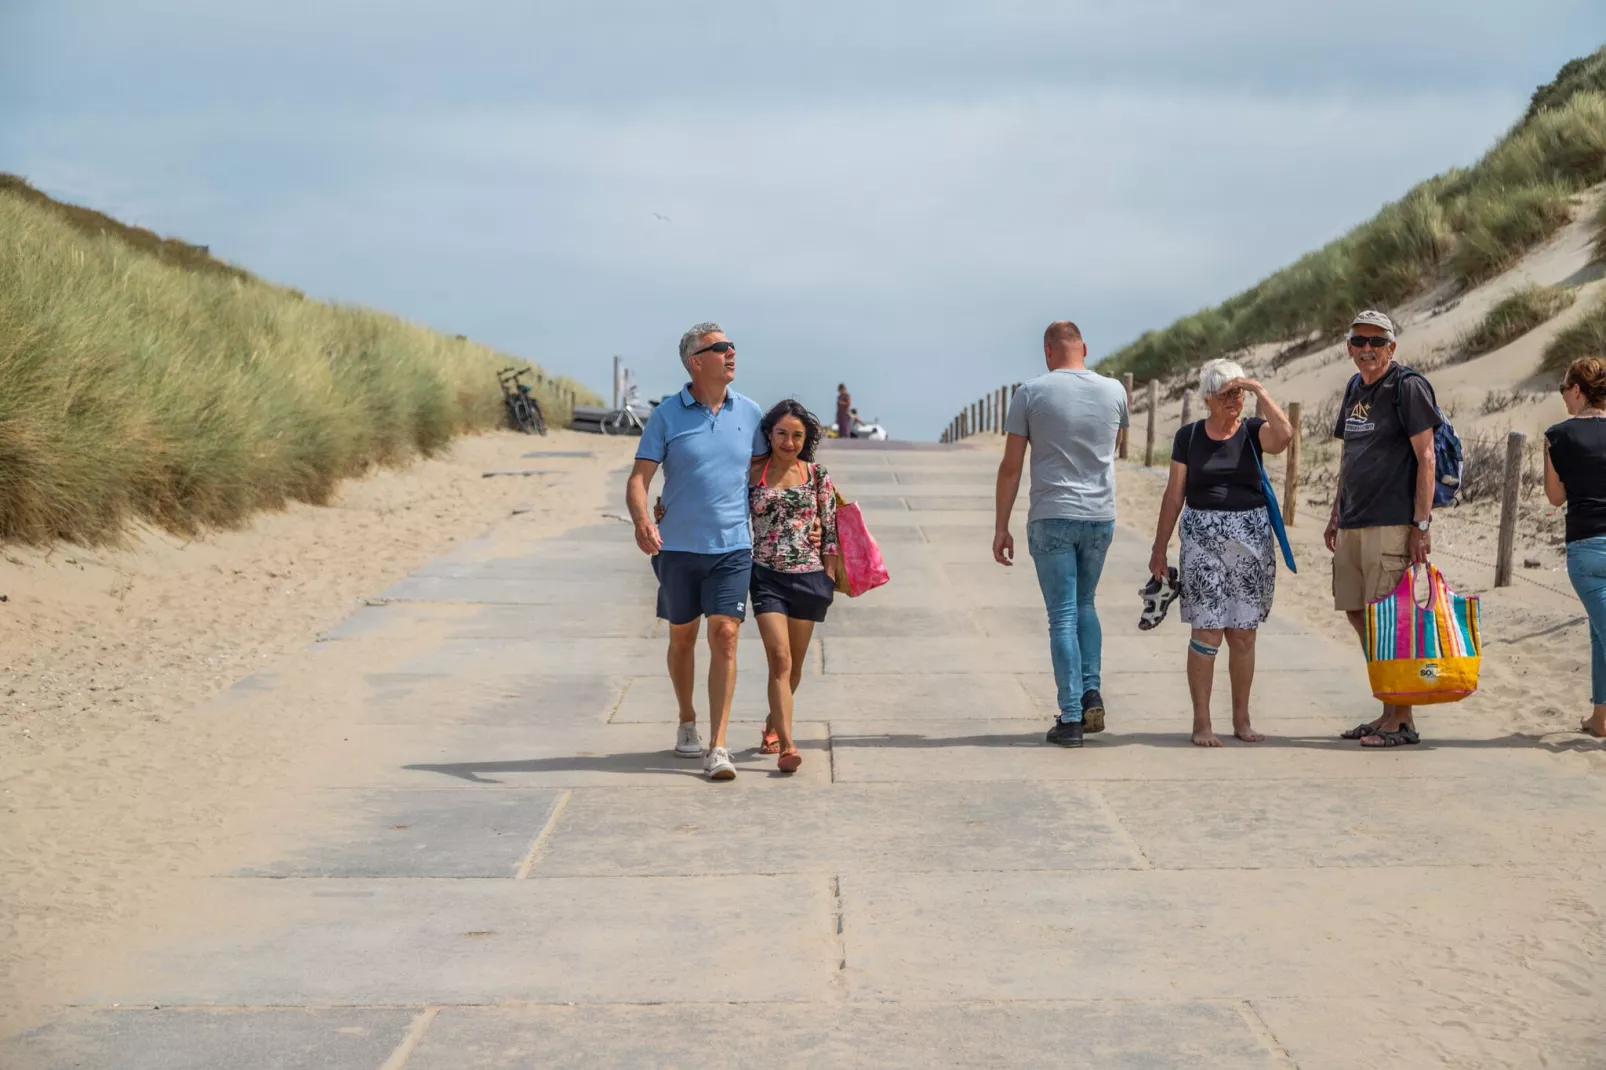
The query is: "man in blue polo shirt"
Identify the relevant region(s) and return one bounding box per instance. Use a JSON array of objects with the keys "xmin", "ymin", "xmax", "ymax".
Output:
[{"xmin": 625, "ymin": 322, "xmax": 767, "ymax": 782}]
